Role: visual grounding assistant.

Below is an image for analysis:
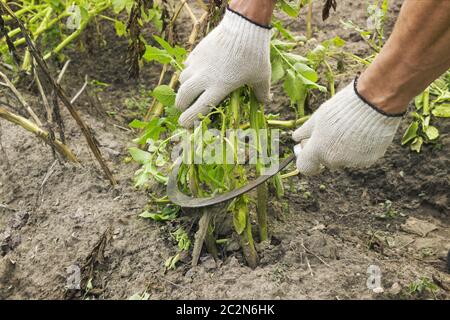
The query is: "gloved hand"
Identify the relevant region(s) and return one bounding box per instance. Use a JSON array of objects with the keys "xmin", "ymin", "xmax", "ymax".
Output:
[
  {"xmin": 292, "ymin": 79, "xmax": 404, "ymax": 175},
  {"xmin": 176, "ymin": 8, "xmax": 272, "ymax": 128}
]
